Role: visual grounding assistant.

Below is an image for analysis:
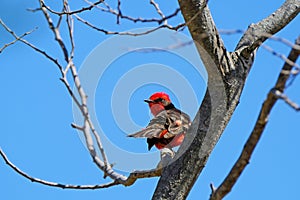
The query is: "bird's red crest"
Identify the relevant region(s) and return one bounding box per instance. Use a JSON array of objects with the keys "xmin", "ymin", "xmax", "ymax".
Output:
[{"xmin": 149, "ymin": 92, "xmax": 171, "ymax": 102}]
